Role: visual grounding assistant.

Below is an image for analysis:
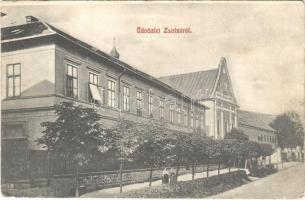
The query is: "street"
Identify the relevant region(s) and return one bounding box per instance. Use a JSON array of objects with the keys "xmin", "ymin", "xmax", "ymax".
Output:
[{"xmin": 211, "ymin": 162, "xmax": 305, "ymax": 199}]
